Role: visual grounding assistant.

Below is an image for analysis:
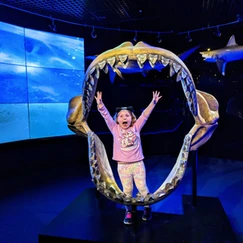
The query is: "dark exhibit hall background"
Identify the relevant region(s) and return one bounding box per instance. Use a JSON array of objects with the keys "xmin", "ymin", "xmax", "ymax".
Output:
[{"xmin": 0, "ymin": 3, "xmax": 243, "ymax": 243}]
